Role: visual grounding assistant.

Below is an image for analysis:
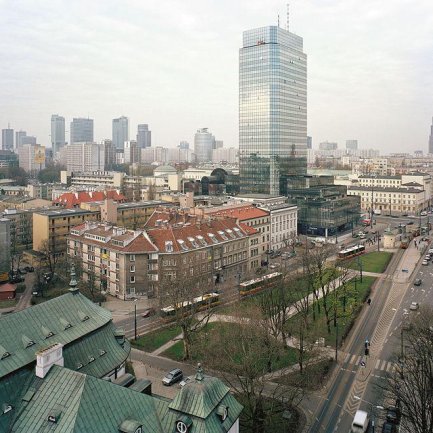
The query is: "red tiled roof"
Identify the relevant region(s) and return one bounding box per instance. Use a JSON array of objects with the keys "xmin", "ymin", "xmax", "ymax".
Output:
[
  {"xmin": 207, "ymin": 205, "xmax": 269, "ymax": 221},
  {"xmin": 69, "ymin": 224, "xmax": 157, "ymax": 253},
  {"xmin": 0, "ymin": 283, "xmax": 16, "ymax": 293},
  {"xmin": 53, "ymin": 190, "xmax": 126, "ymax": 208},
  {"xmin": 146, "ymin": 217, "xmax": 255, "ymax": 253}
]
